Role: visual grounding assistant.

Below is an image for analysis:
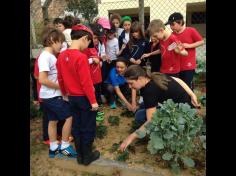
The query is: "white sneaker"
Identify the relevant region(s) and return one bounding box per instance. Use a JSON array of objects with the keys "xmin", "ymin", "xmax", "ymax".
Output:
[{"xmin": 138, "ymin": 96, "xmax": 143, "ymax": 104}]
